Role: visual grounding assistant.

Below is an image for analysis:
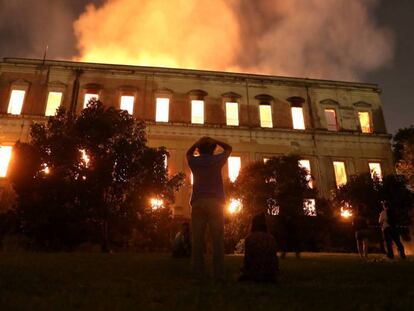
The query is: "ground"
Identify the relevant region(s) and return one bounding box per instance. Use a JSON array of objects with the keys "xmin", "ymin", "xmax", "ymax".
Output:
[{"xmin": 0, "ymin": 253, "xmax": 412, "ymax": 311}]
